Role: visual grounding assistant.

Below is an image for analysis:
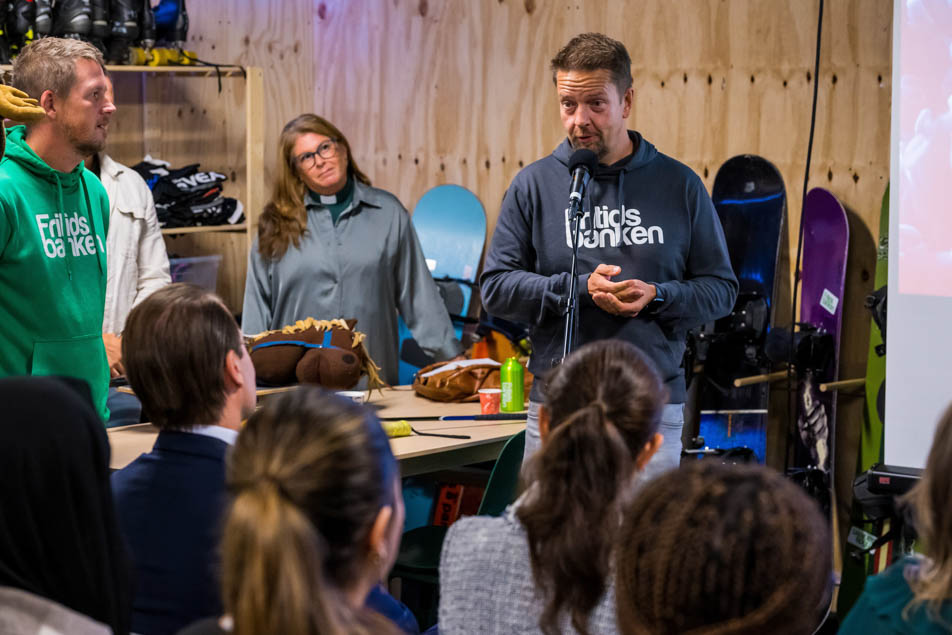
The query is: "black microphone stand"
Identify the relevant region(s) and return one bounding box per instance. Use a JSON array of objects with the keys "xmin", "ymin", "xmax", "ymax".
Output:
[{"xmin": 561, "ymin": 193, "xmax": 586, "ymax": 361}]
